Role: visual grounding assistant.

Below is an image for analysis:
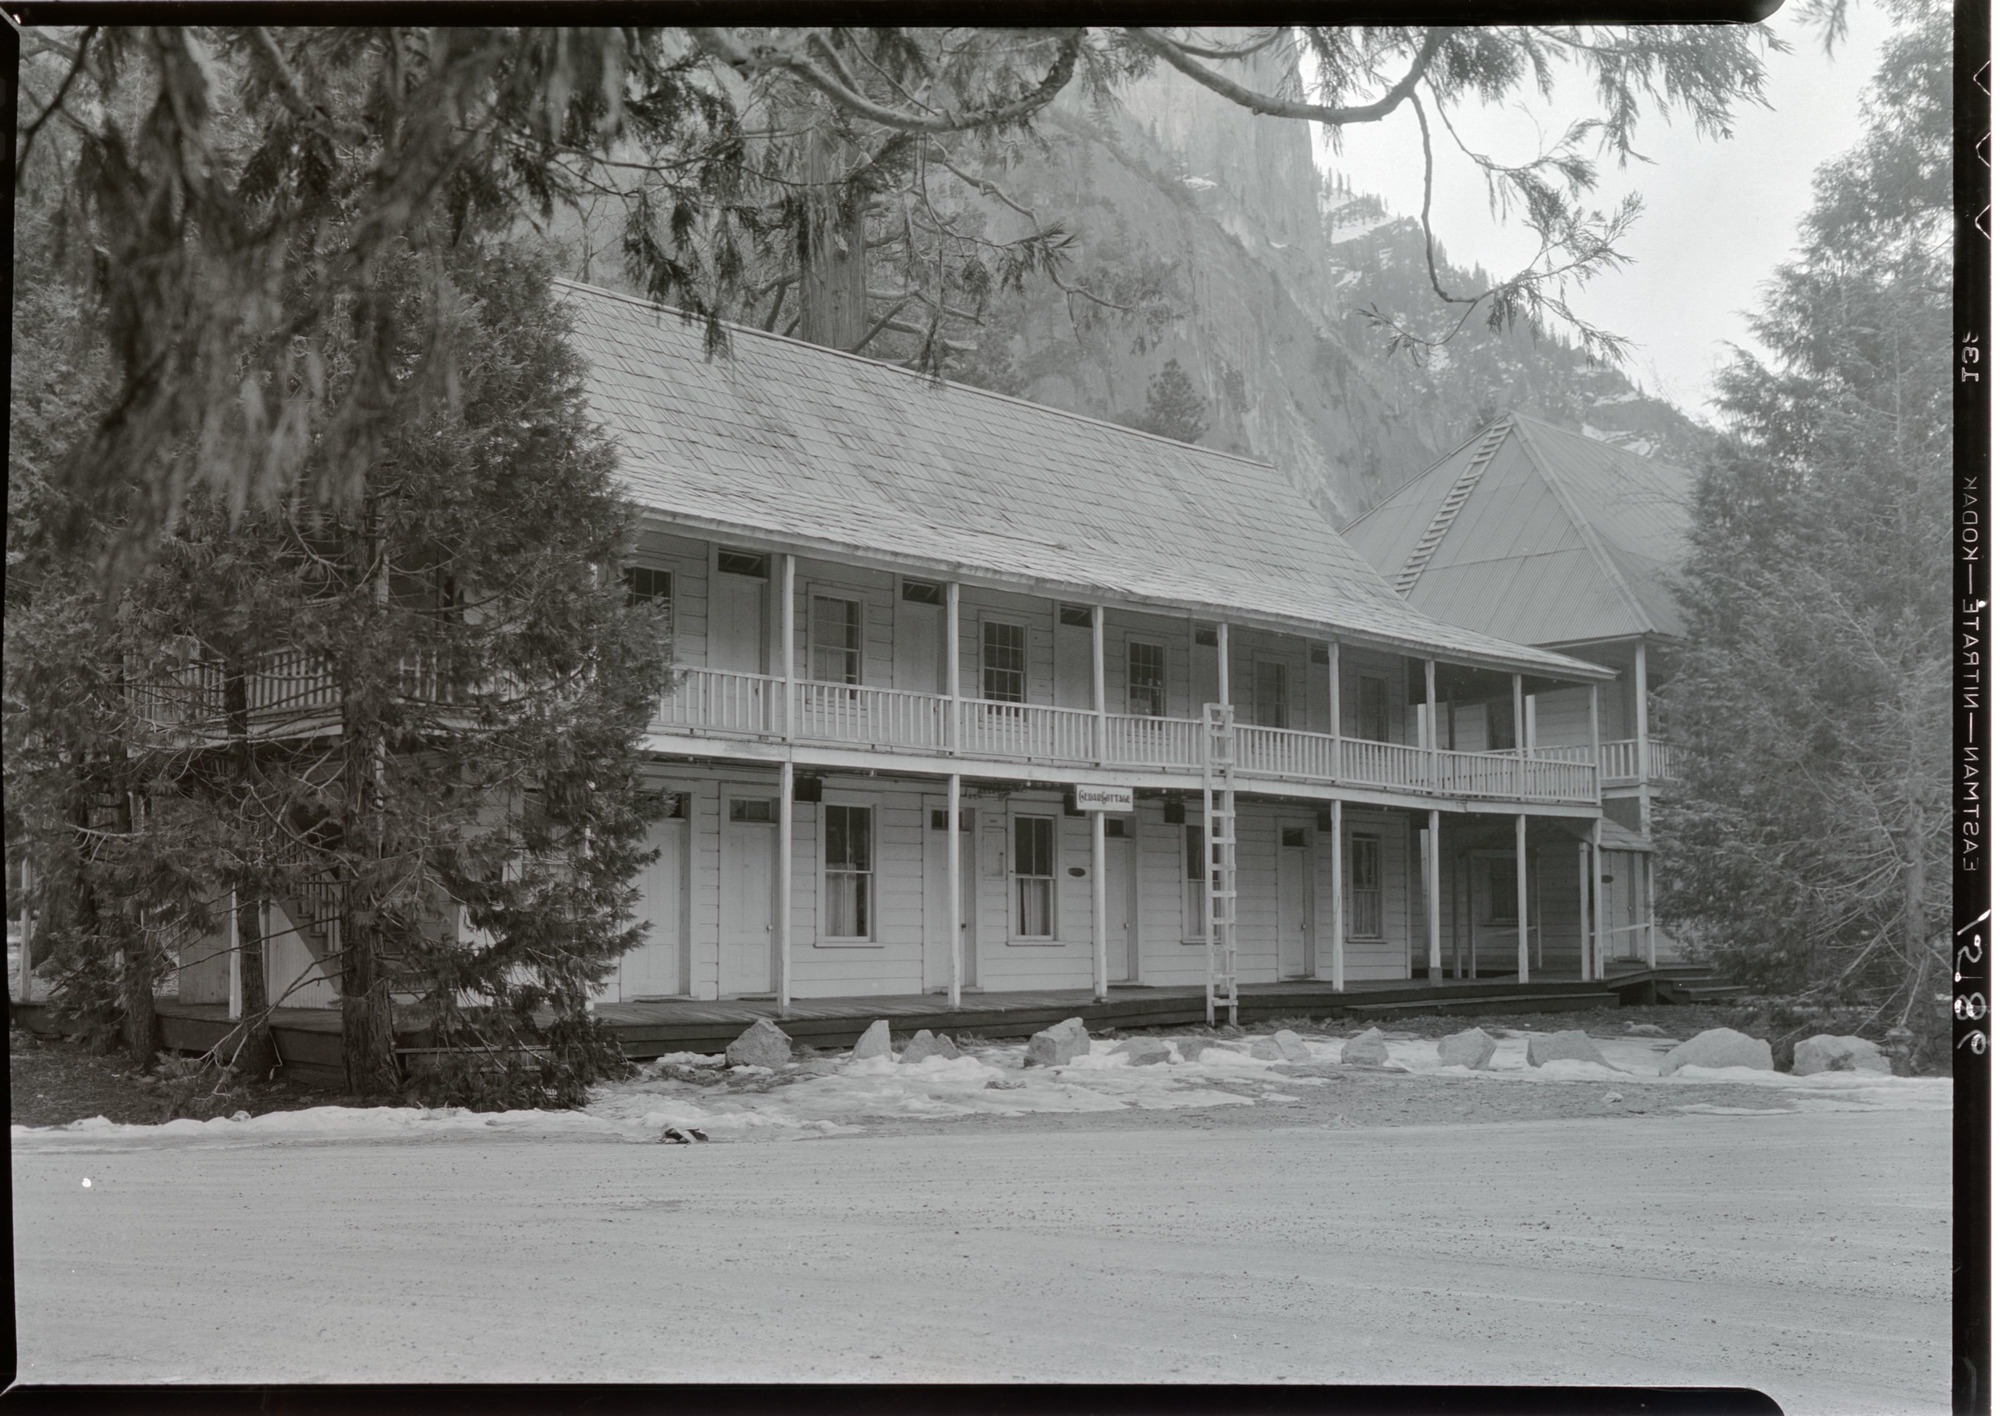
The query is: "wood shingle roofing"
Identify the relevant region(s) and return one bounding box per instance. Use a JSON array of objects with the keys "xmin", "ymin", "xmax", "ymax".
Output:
[
  {"xmin": 1342, "ymin": 413, "xmax": 1695, "ymax": 648},
  {"xmin": 556, "ymin": 280, "xmax": 1609, "ymax": 682}
]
